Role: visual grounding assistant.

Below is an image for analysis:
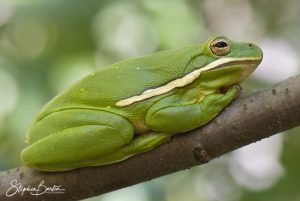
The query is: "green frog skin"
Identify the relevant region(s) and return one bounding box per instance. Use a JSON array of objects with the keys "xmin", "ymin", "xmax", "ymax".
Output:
[{"xmin": 21, "ymin": 36, "xmax": 263, "ymax": 171}]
